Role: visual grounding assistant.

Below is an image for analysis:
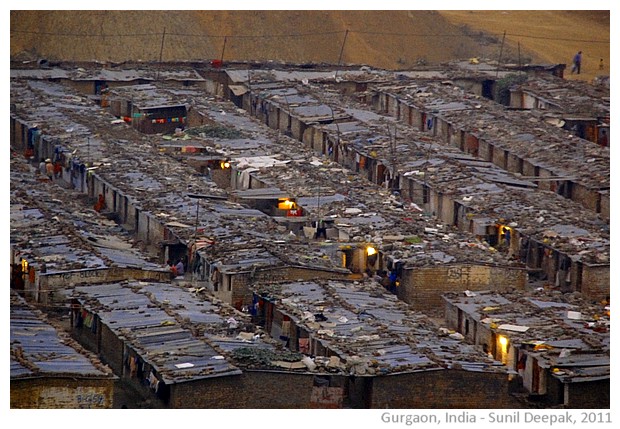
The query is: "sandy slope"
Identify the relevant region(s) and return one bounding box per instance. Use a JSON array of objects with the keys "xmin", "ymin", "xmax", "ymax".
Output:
[
  {"xmin": 11, "ymin": 10, "xmax": 609, "ymax": 81},
  {"xmin": 439, "ymin": 10, "xmax": 609, "ymax": 82}
]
